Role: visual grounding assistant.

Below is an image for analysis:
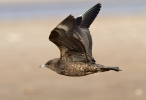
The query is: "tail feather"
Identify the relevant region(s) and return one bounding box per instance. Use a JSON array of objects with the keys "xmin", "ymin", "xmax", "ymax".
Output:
[{"xmin": 101, "ymin": 67, "xmax": 121, "ymax": 72}]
